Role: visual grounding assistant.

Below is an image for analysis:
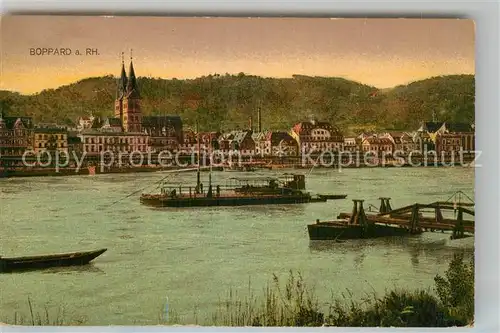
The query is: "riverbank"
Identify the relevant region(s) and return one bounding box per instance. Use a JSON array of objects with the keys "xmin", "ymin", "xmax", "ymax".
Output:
[
  {"xmin": 1, "ymin": 161, "xmax": 474, "ymax": 178},
  {"xmin": 0, "ymin": 166, "xmax": 225, "ymax": 178}
]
